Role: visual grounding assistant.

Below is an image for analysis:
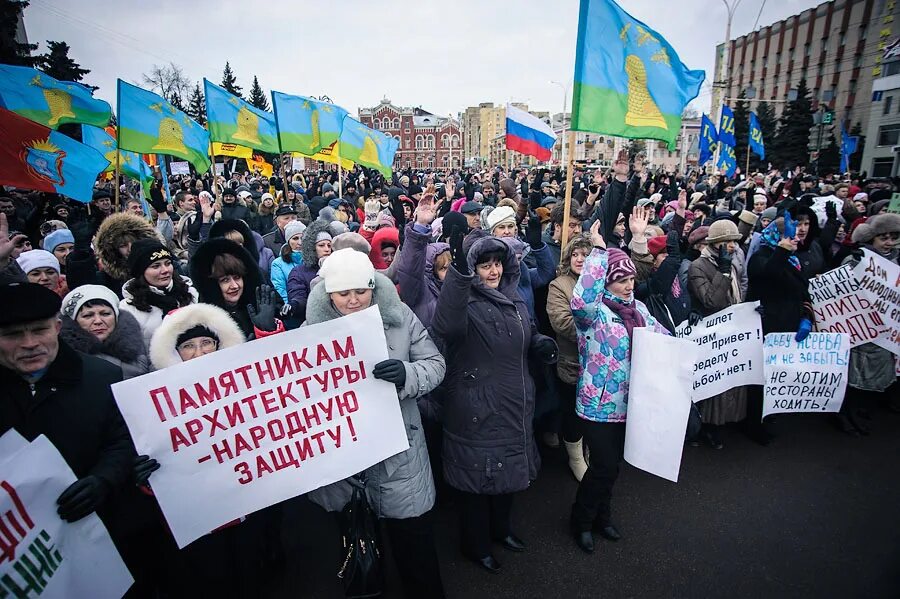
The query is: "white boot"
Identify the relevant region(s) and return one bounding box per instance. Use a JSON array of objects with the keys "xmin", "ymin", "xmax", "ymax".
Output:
[{"xmin": 565, "ymin": 439, "xmax": 588, "ymax": 482}]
